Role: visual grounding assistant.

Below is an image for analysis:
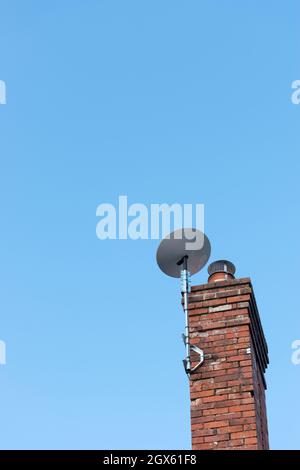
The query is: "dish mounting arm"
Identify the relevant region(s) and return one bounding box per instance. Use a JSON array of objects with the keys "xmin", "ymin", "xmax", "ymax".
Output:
[{"xmin": 178, "ymin": 255, "xmax": 205, "ymax": 376}]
